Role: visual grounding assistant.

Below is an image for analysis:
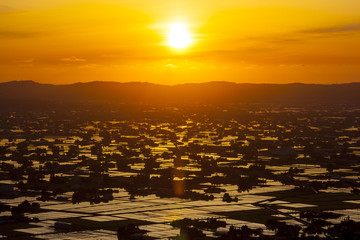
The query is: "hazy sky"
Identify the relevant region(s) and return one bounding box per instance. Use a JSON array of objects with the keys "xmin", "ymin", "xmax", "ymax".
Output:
[{"xmin": 1, "ymin": 0, "xmax": 360, "ymax": 84}]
